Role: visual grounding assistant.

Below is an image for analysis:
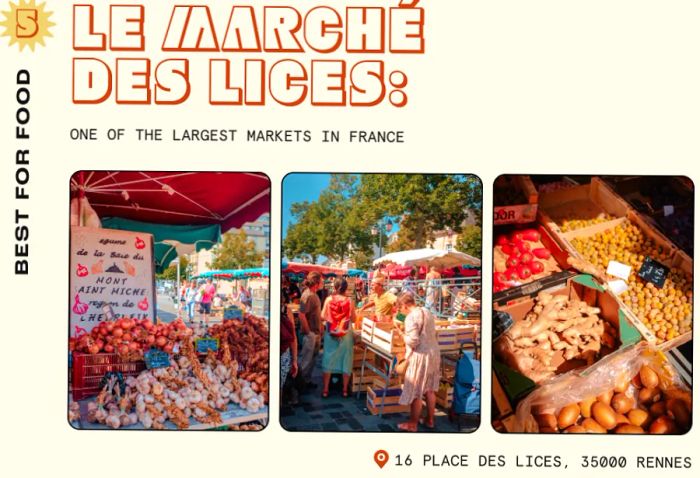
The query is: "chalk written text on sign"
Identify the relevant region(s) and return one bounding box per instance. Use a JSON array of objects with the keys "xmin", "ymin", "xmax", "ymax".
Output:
[
  {"xmin": 637, "ymin": 256, "xmax": 669, "ymax": 288},
  {"xmin": 144, "ymin": 349, "xmax": 171, "ymax": 369},
  {"xmin": 195, "ymin": 337, "xmax": 220, "ymax": 354}
]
